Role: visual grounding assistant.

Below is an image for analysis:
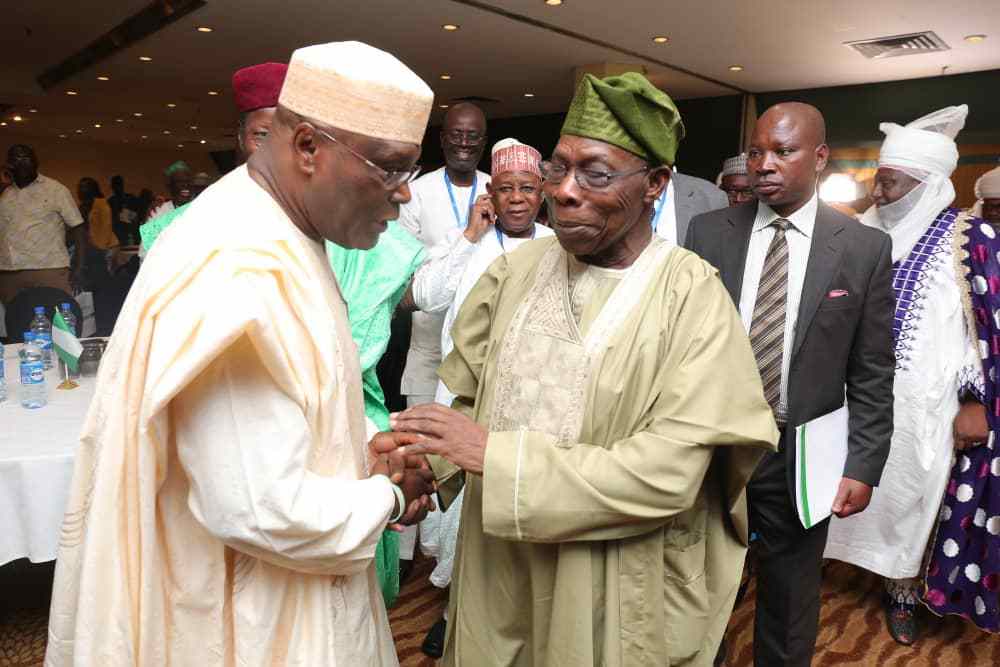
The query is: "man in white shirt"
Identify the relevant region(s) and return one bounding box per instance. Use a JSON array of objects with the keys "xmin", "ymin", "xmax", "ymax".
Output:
[
  {"xmin": 0, "ymin": 144, "xmax": 85, "ymax": 303},
  {"xmin": 397, "ymin": 103, "xmax": 489, "ymax": 407}
]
